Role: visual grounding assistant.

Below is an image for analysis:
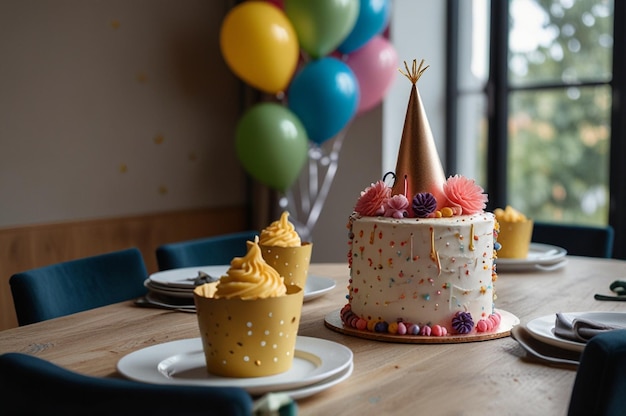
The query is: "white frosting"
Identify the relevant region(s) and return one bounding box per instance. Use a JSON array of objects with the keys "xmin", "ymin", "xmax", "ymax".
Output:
[{"xmin": 348, "ymin": 213, "xmax": 497, "ymax": 332}]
